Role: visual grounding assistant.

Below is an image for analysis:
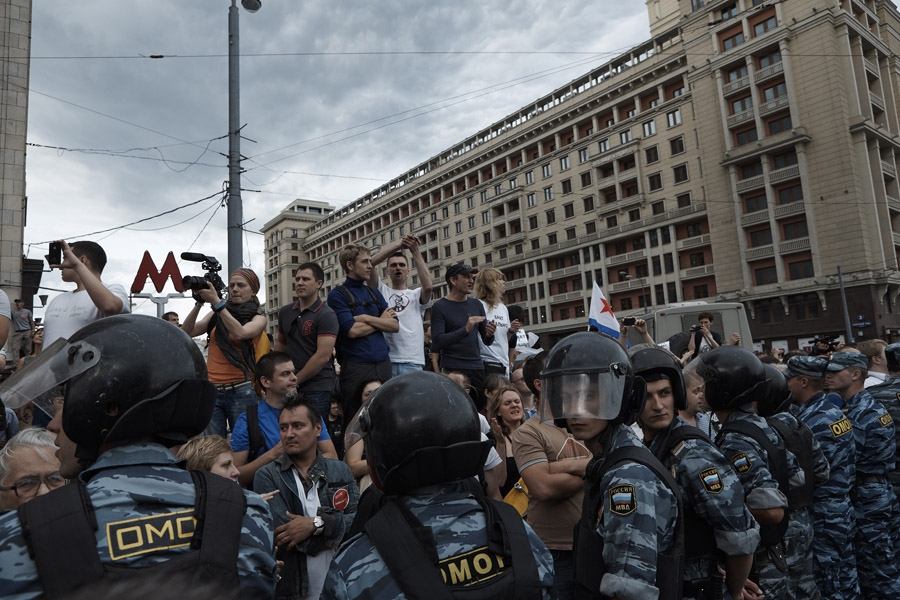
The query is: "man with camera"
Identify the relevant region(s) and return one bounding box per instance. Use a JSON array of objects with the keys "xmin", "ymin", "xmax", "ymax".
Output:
[
  {"xmin": 182, "ymin": 266, "xmax": 268, "ymax": 438},
  {"xmin": 43, "ymin": 240, "xmax": 130, "ymax": 348}
]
